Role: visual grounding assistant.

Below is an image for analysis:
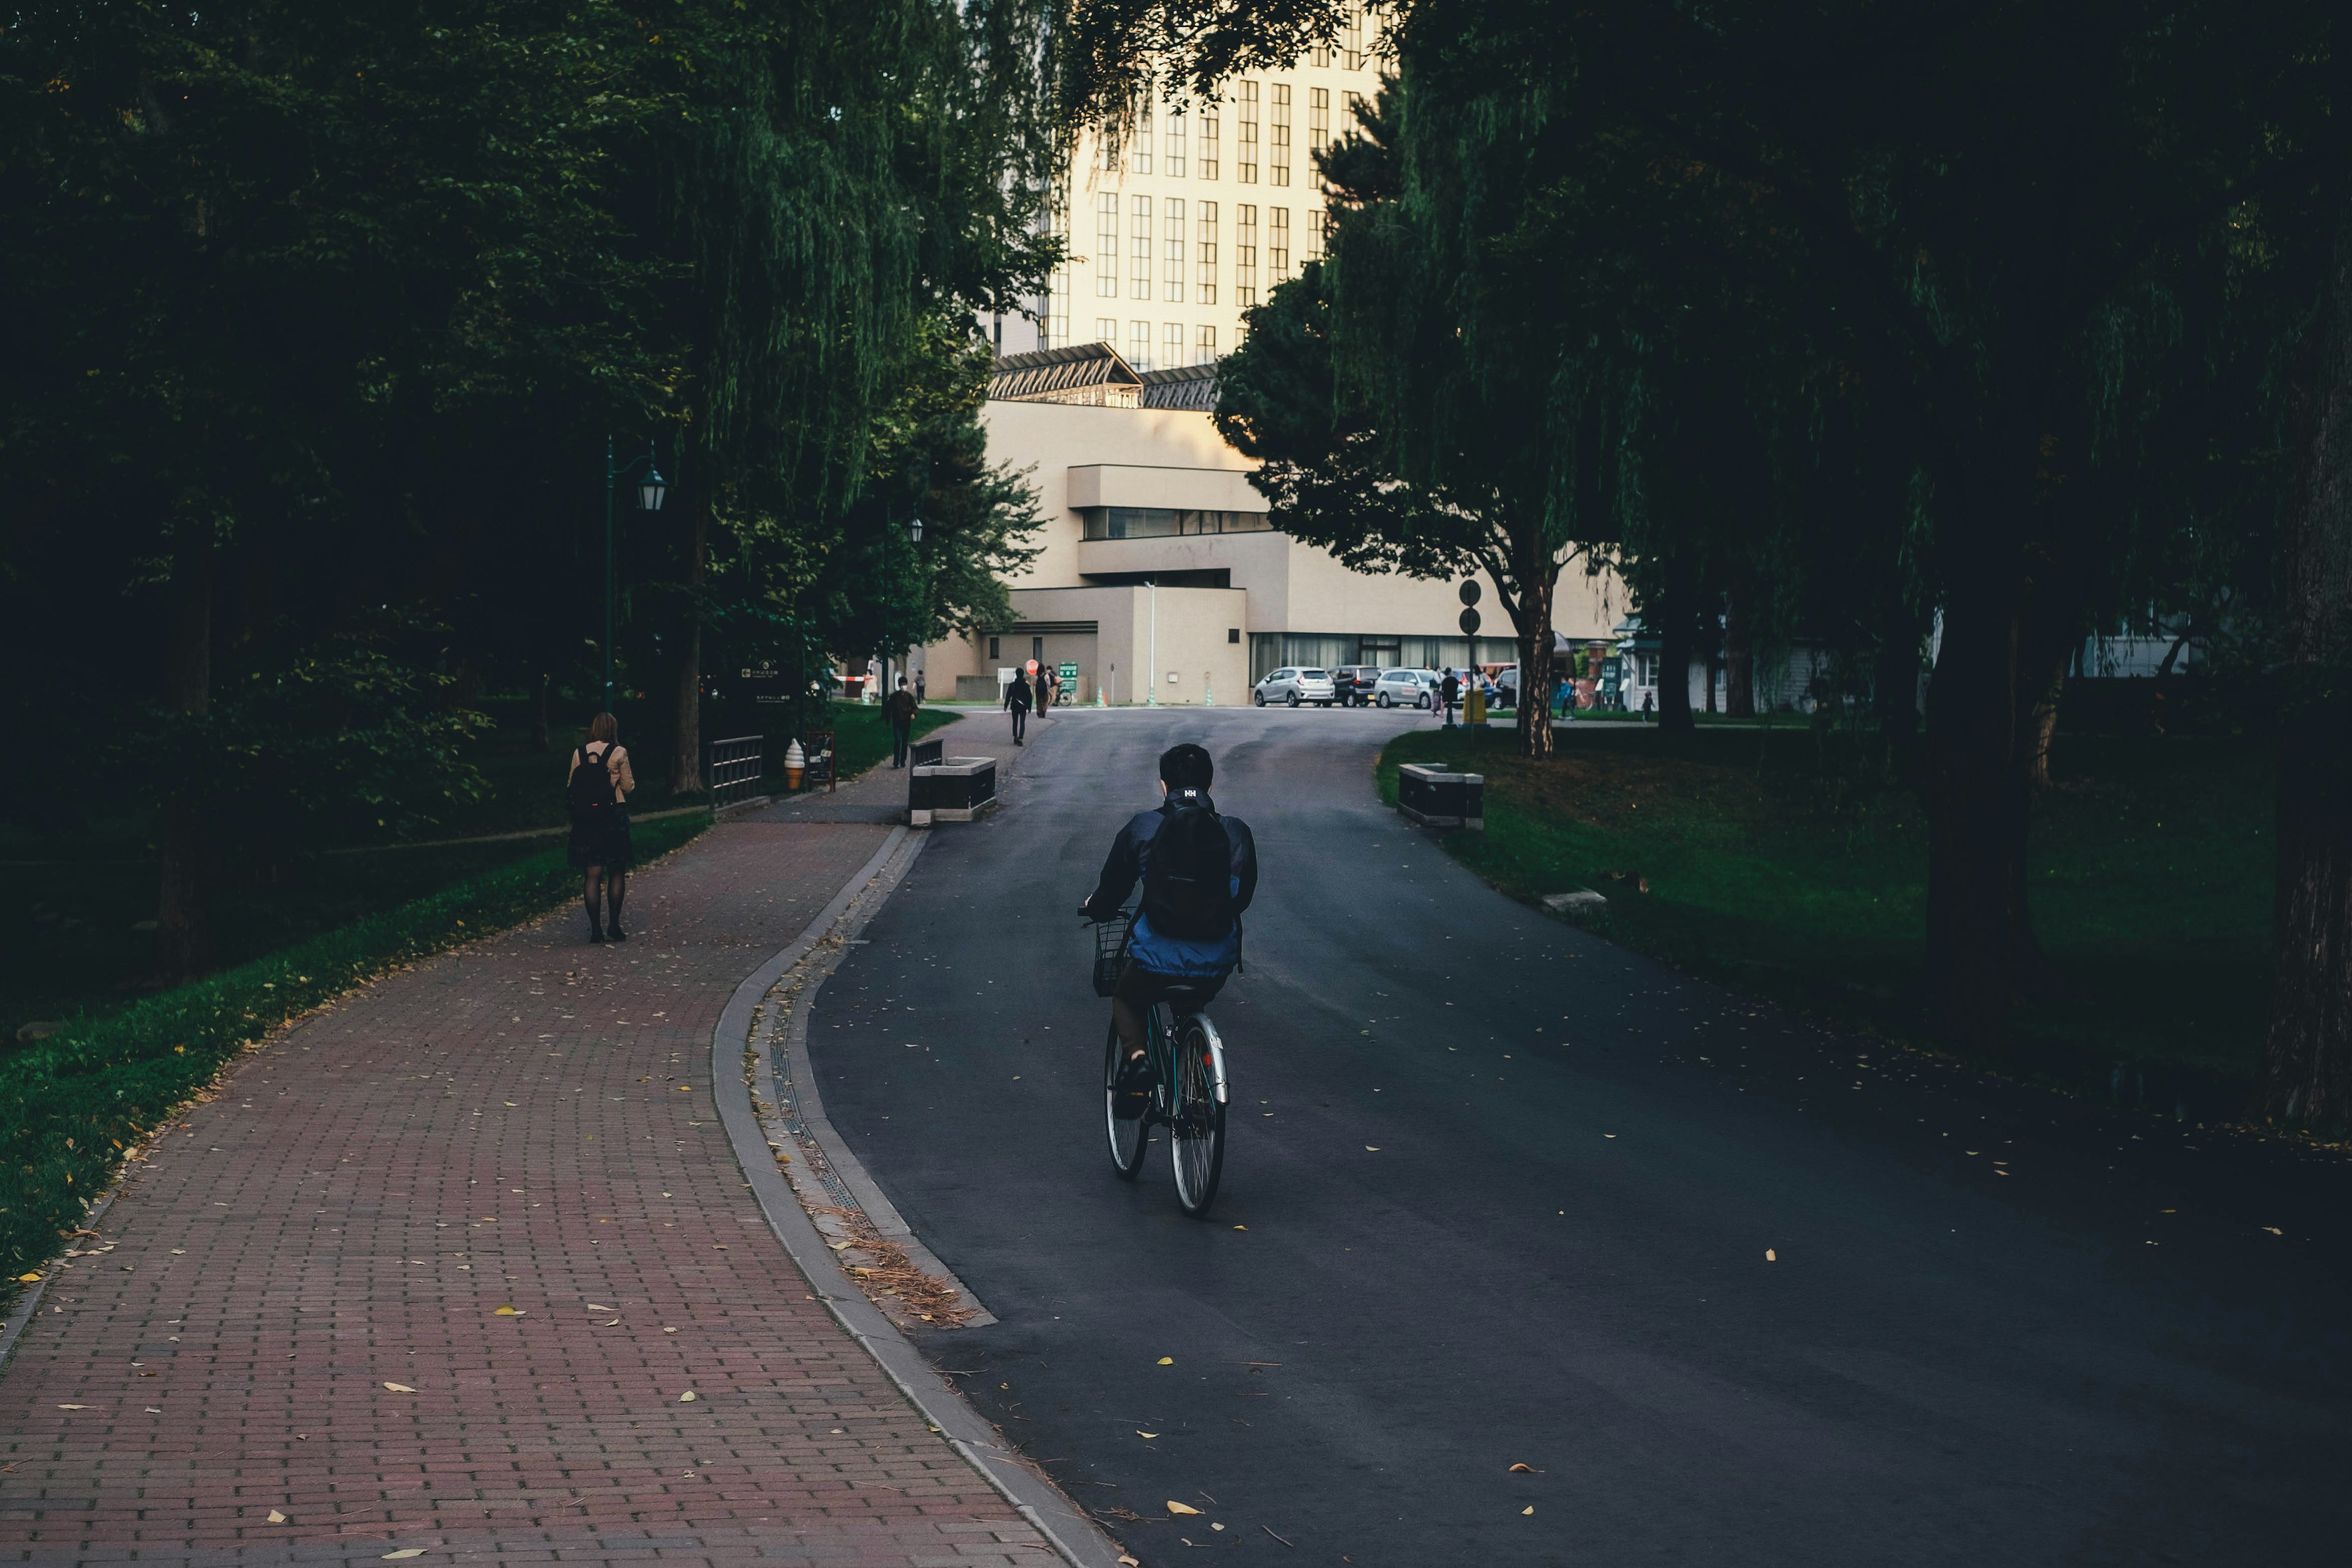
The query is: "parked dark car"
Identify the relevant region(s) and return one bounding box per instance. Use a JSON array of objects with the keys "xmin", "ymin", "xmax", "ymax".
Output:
[
  {"xmin": 1493, "ymin": 666, "xmax": 1518, "ymax": 709},
  {"xmin": 1330, "ymin": 665, "xmax": 1382, "ymax": 707}
]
